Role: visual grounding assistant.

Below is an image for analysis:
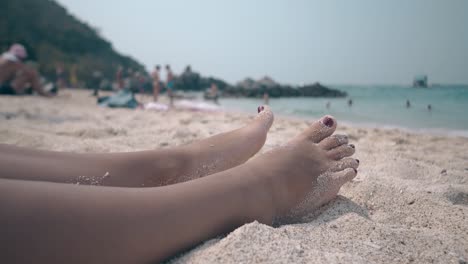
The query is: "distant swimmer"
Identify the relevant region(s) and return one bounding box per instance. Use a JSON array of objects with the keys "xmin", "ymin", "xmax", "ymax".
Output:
[
  {"xmin": 427, "ymin": 104, "xmax": 432, "ymax": 111},
  {"xmin": 406, "ymin": 100, "xmax": 411, "ymax": 108},
  {"xmin": 348, "ymin": 99, "xmax": 353, "ymax": 107},
  {"xmin": 326, "ymin": 101, "xmax": 330, "ymax": 109}
]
